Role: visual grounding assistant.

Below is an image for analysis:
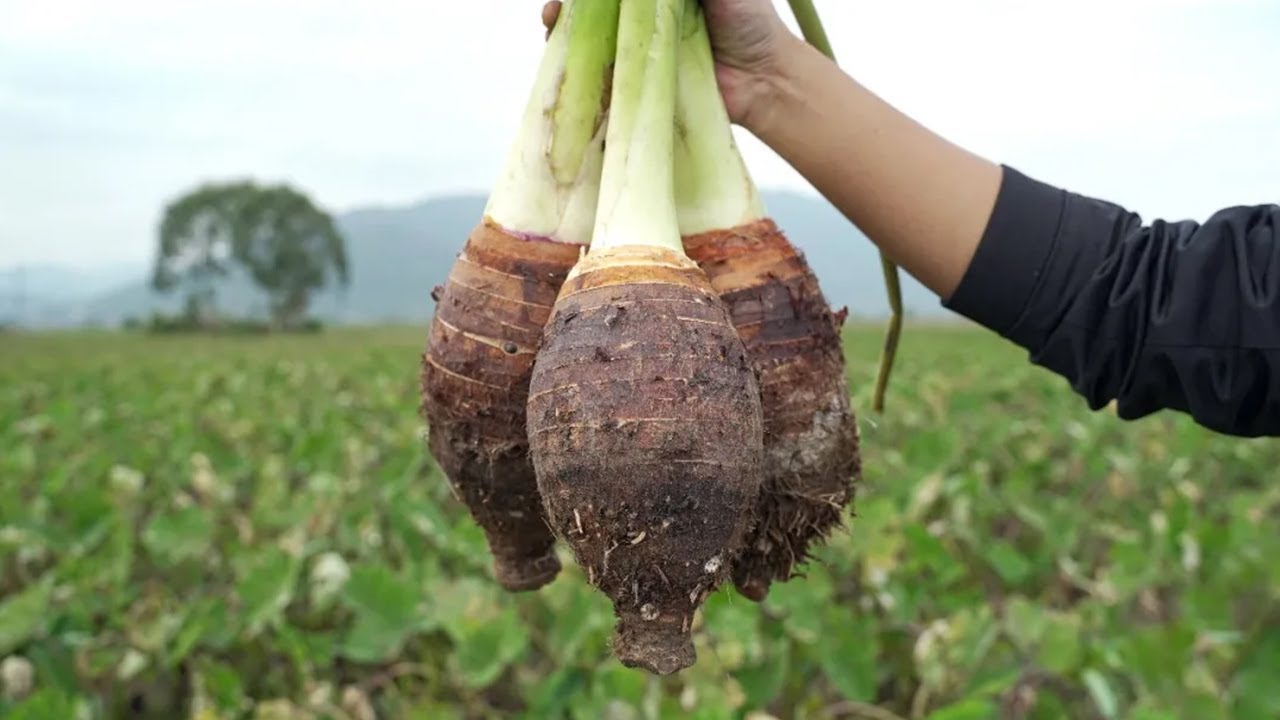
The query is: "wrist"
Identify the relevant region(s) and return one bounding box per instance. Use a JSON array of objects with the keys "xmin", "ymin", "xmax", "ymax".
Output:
[{"xmin": 737, "ymin": 32, "xmax": 814, "ymax": 140}]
